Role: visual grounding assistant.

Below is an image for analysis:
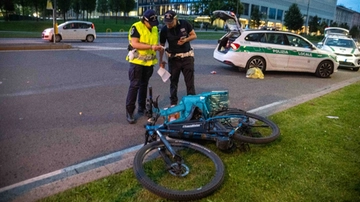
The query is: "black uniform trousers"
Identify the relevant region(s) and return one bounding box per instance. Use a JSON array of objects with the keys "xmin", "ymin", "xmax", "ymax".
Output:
[
  {"xmin": 168, "ymin": 56, "xmax": 195, "ymax": 105},
  {"xmin": 126, "ymin": 63, "xmax": 154, "ymax": 114}
]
